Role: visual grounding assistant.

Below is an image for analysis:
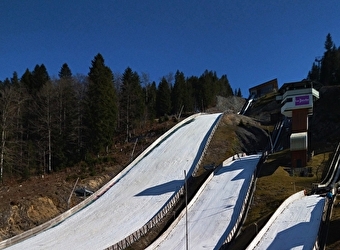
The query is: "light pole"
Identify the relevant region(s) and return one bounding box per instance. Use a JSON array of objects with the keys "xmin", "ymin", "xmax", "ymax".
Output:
[{"xmin": 184, "ymin": 170, "xmax": 188, "ymax": 250}]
